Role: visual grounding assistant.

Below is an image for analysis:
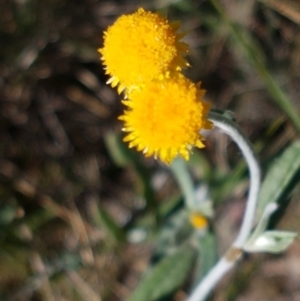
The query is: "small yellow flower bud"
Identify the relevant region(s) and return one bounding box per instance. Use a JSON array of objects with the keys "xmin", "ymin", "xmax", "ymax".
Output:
[{"xmin": 189, "ymin": 212, "xmax": 208, "ymax": 230}]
